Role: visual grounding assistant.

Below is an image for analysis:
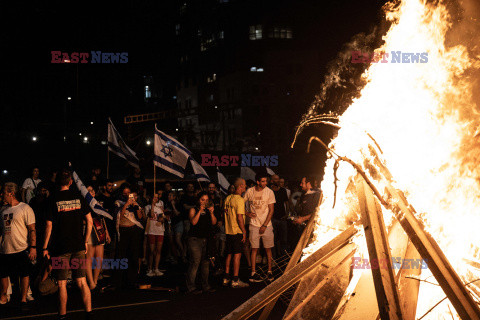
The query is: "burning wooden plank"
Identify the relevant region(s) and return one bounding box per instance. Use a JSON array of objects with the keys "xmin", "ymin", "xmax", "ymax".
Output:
[
  {"xmin": 333, "ymin": 220, "xmax": 413, "ymax": 320},
  {"xmin": 355, "ymin": 174, "xmax": 405, "ymax": 320},
  {"xmin": 397, "ymin": 240, "xmax": 422, "ymax": 320},
  {"xmin": 385, "ymin": 184, "xmax": 480, "ymax": 320},
  {"xmin": 283, "ymin": 250, "xmax": 354, "ymax": 320},
  {"xmin": 222, "ymin": 225, "xmax": 357, "ymax": 320},
  {"xmin": 258, "ymin": 194, "xmax": 323, "ymax": 320}
]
